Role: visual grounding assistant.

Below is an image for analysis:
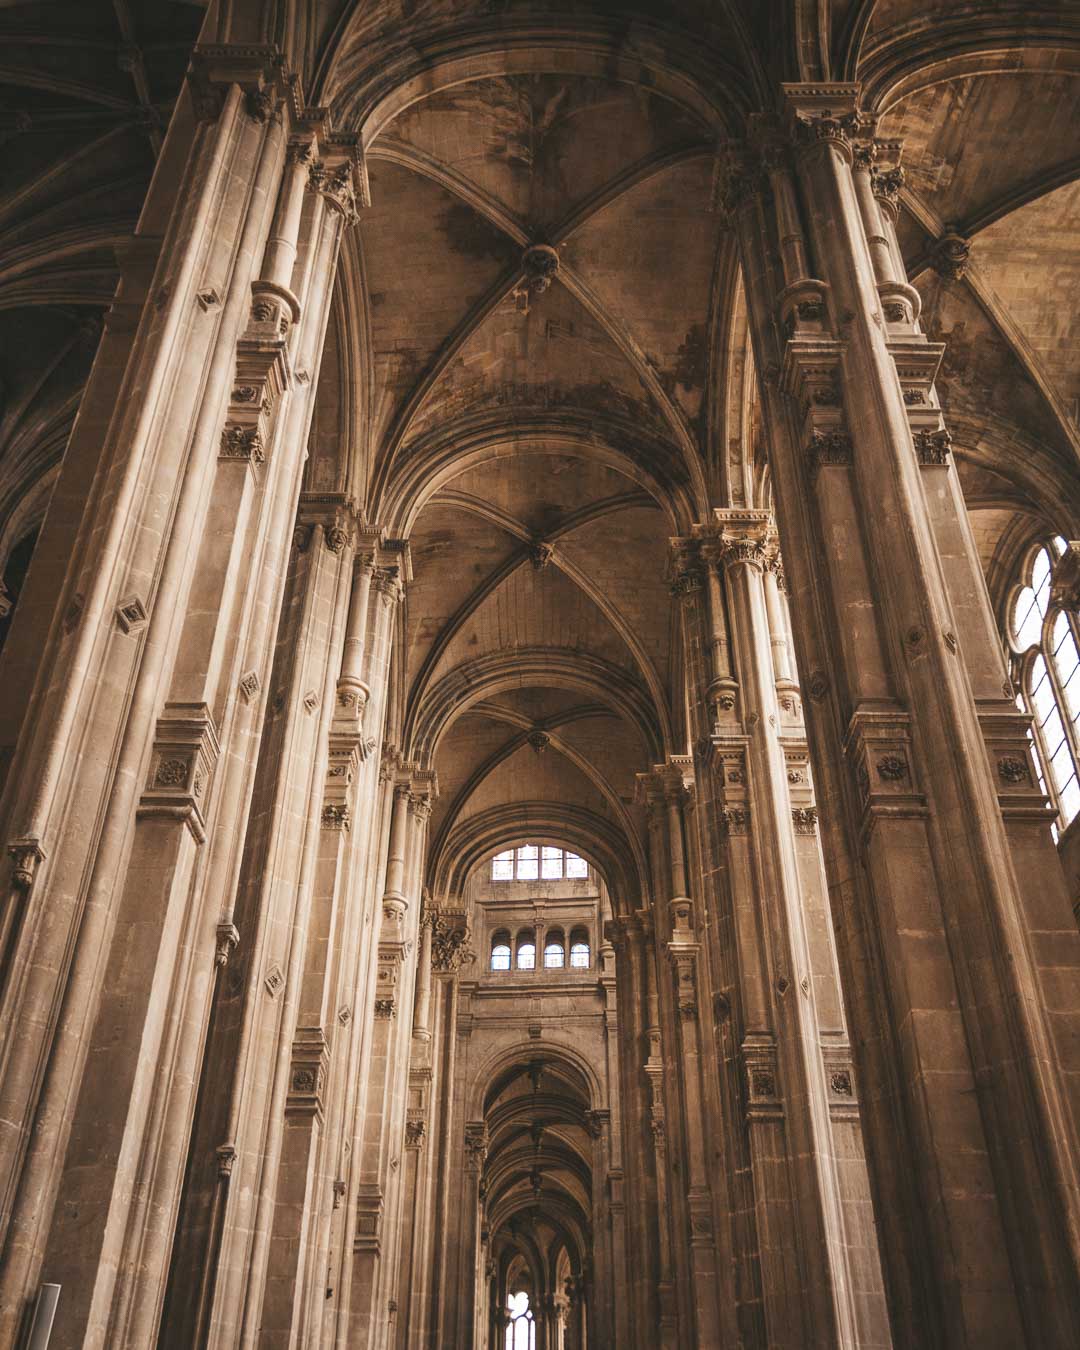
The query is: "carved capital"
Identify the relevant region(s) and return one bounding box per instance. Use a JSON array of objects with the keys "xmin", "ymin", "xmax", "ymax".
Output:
[{"xmin": 913, "ymin": 427, "xmax": 951, "ymax": 466}]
